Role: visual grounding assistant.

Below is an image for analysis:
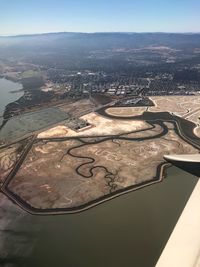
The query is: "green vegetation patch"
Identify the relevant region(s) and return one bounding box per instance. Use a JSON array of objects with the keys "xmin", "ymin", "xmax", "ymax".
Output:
[
  {"xmin": 21, "ymin": 70, "xmax": 41, "ymax": 79},
  {"xmin": 0, "ymin": 107, "xmax": 70, "ymax": 145}
]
